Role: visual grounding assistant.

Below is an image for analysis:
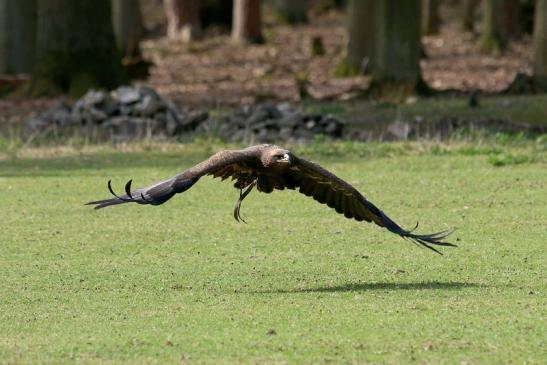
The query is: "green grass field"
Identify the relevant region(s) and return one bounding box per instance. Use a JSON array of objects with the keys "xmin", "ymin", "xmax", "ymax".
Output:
[{"xmin": 1, "ymin": 142, "xmax": 545, "ymax": 364}]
